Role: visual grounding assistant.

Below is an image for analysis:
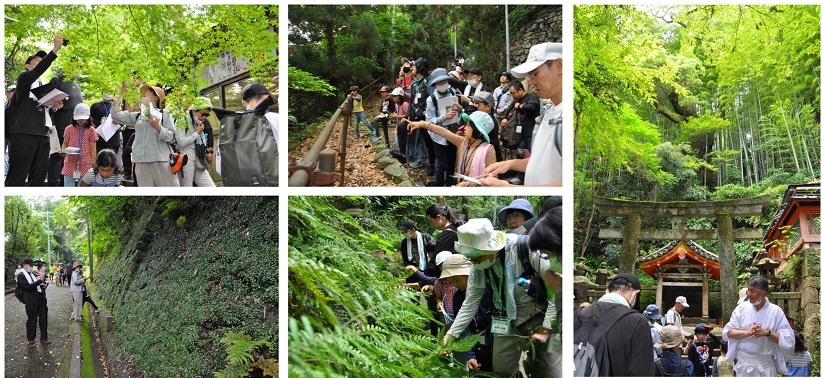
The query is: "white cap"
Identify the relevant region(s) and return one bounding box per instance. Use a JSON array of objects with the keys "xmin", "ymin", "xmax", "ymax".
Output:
[
  {"xmin": 675, "ymin": 296, "xmax": 690, "ymax": 308},
  {"xmin": 510, "ymin": 42, "xmax": 562, "ymax": 79},
  {"xmin": 435, "ymin": 251, "xmax": 453, "ymax": 267},
  {"xmin": 390, "ymin": 87, "xmax": 404, "ymax": 97},
  {"xmin": 73, "ymin": 103, "xmax": 90, "ymax": 120}
]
